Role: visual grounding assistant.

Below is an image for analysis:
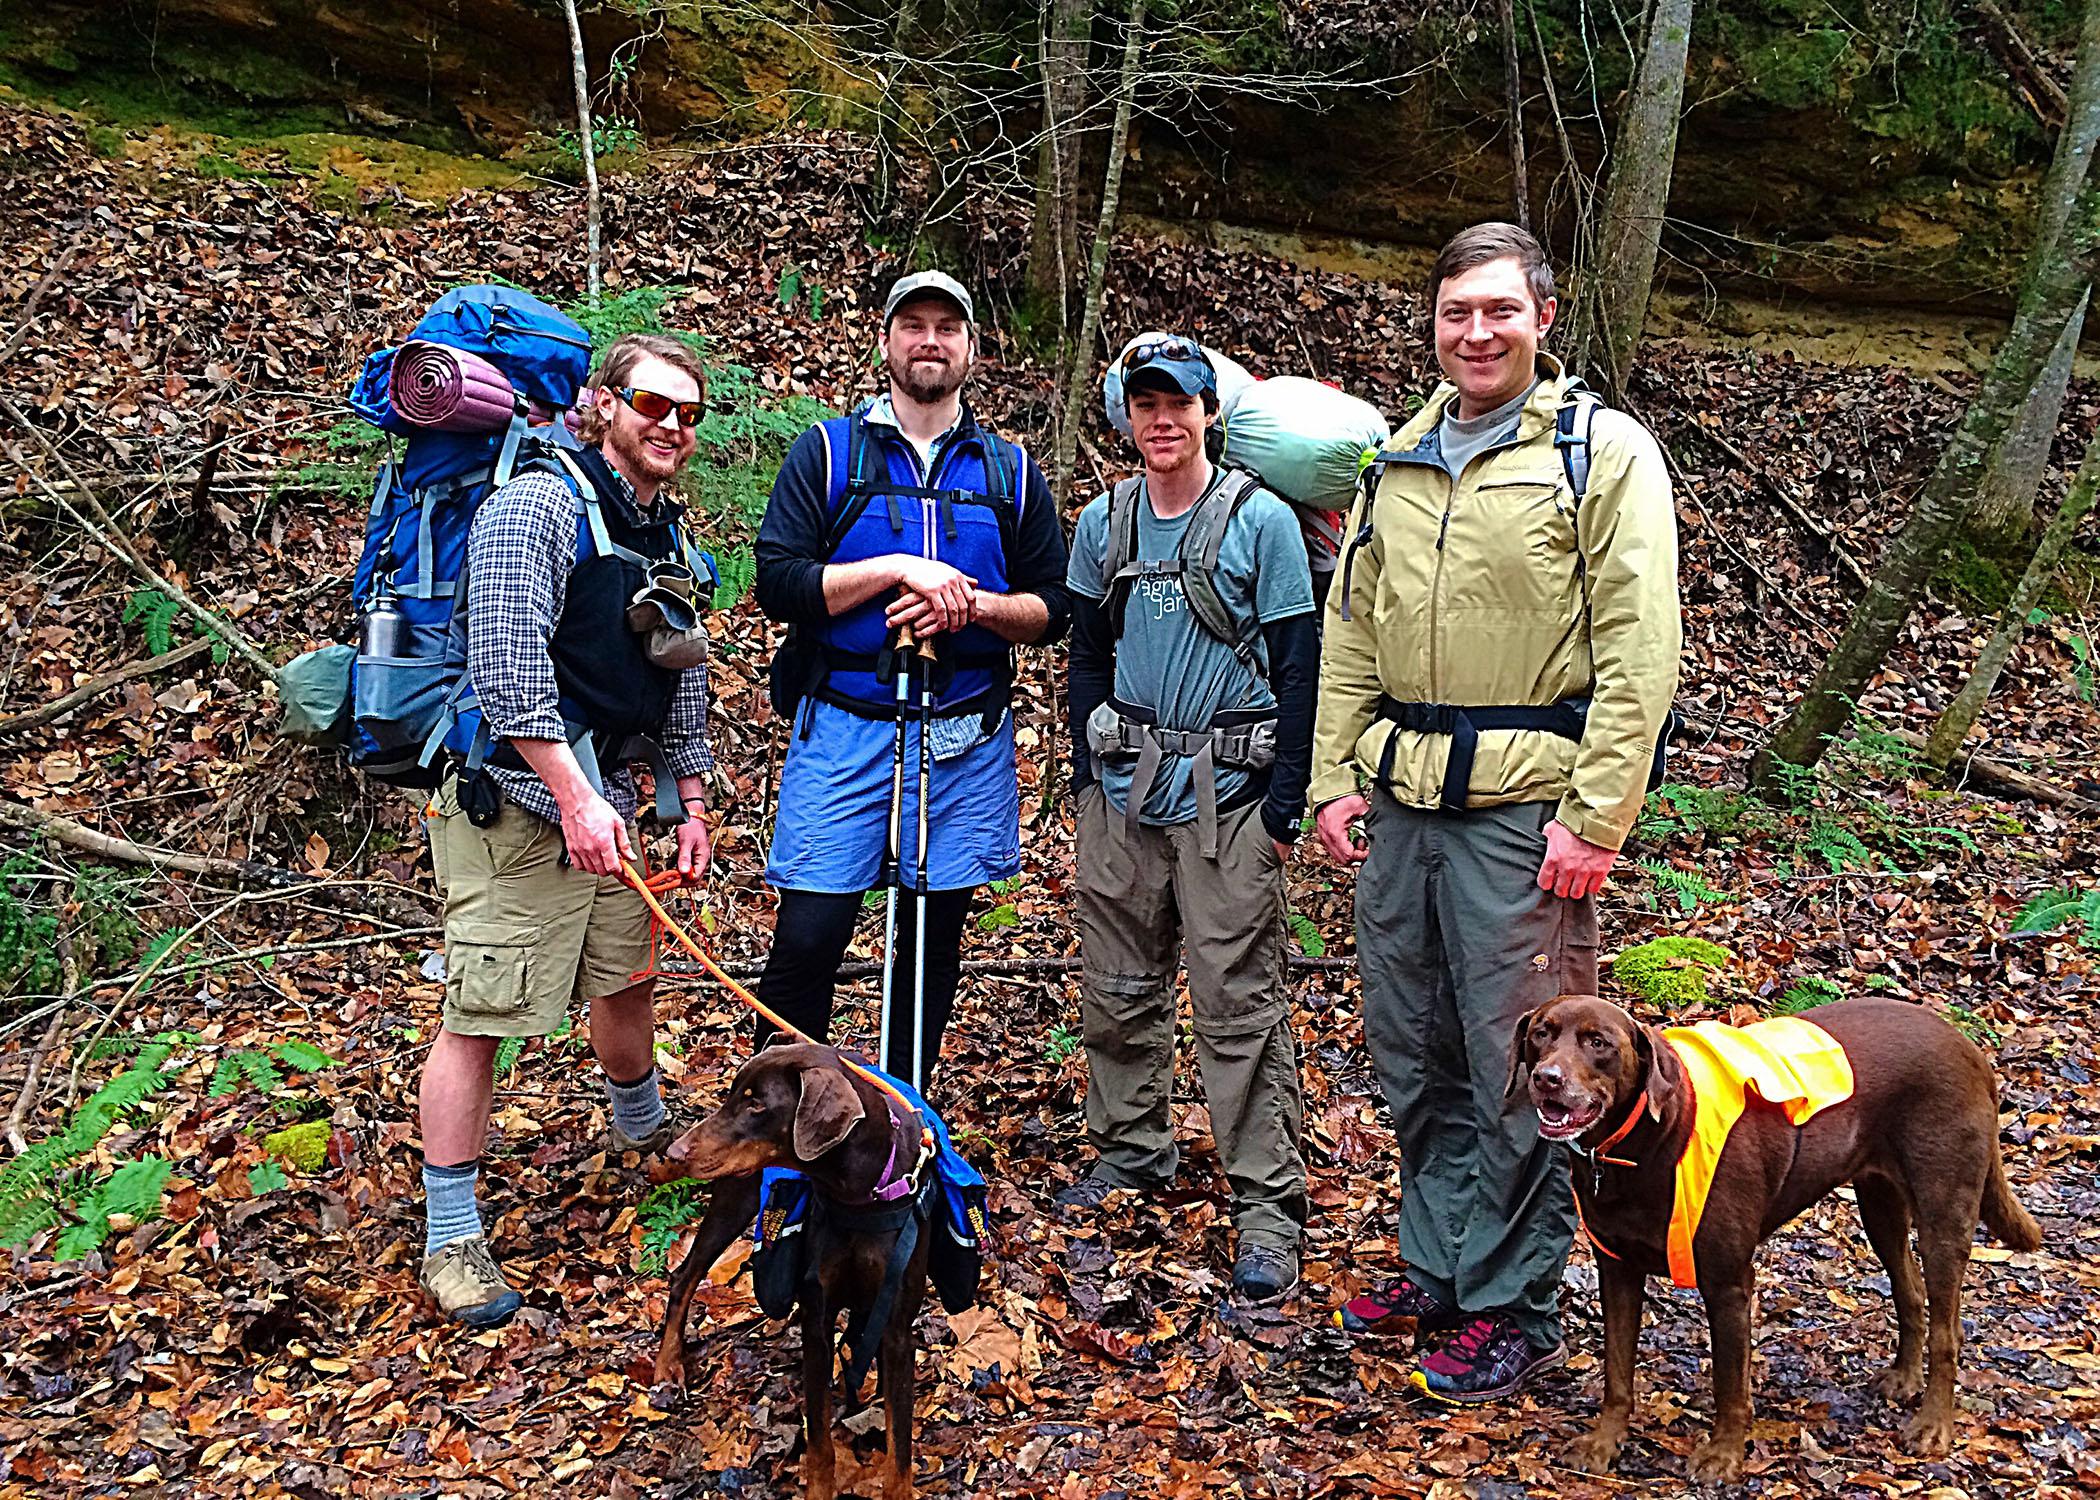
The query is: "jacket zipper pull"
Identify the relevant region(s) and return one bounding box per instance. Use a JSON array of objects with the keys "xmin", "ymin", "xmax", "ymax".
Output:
[{"xmin": 1436, "ymin": 510, "xmax": 1451, "ymax": 551}]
